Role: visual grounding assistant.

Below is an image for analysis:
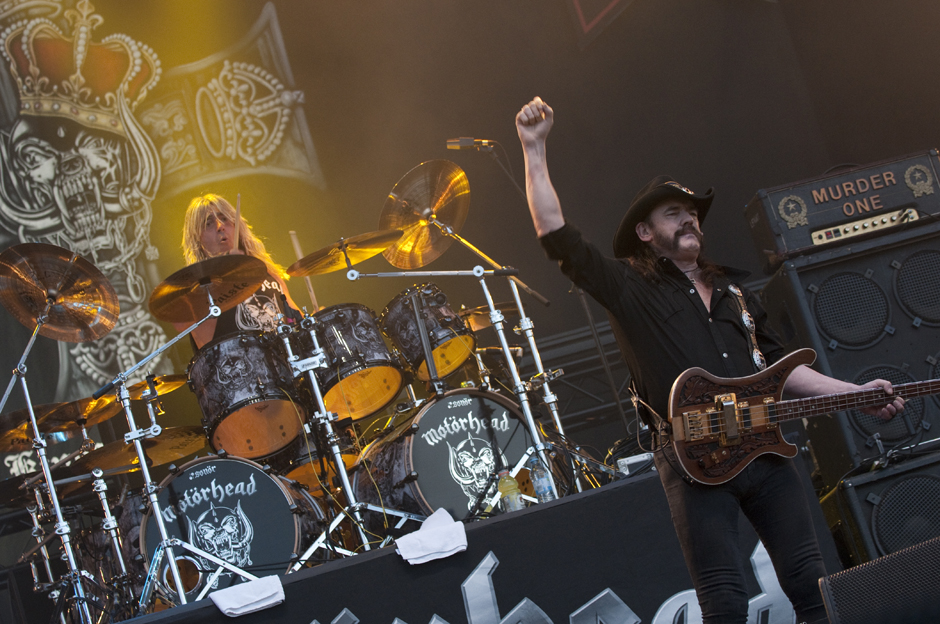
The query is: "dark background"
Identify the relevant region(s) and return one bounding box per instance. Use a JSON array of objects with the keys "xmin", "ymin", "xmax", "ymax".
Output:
[{"xmin": 90, "ymin": 0, "xmax": 940, "ymax": 343}]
